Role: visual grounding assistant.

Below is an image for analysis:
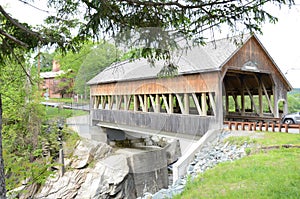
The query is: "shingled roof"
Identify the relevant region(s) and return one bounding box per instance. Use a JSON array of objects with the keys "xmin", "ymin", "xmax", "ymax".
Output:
[{"xmin": 87, "ymin": 34, "xmax": 252, "ymax": 85}]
